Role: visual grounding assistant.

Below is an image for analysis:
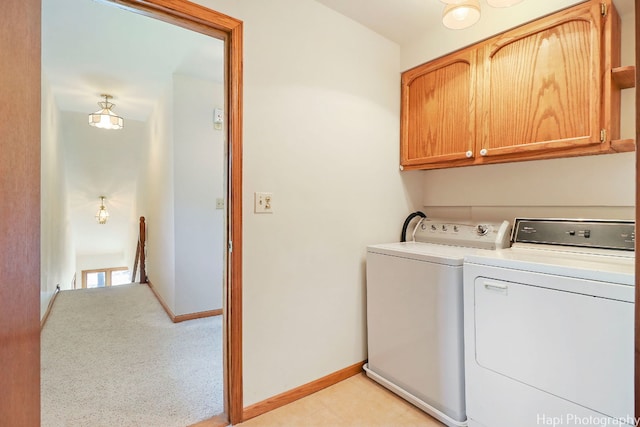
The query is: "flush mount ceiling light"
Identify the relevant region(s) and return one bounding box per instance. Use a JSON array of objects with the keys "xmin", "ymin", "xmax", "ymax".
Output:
[
  {"xmin": 441, "ymin": 0, "xmax": 481, "ymax": 30},
  {"xmin": 96, "ymin": 196, "xmax": 110, "ymax": 225},
  {"xmin": 88, "ymin": 94, "xmax": 124, "ymax": 130},
  {"xmin": 440, "ymin": 0, "xmax": 525, "ymax": 30}
]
